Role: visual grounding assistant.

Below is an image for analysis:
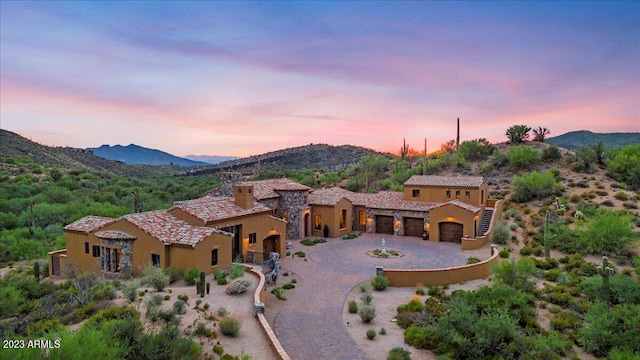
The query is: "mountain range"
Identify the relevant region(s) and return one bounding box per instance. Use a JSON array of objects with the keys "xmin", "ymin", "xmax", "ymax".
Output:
[
  {"xmin": 547, "ymin": 130, "xmax": 640, "ymax": 149},
  {"xmin": 88, "ymin": 144, "xmax": 210, "ymax": 166}
]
